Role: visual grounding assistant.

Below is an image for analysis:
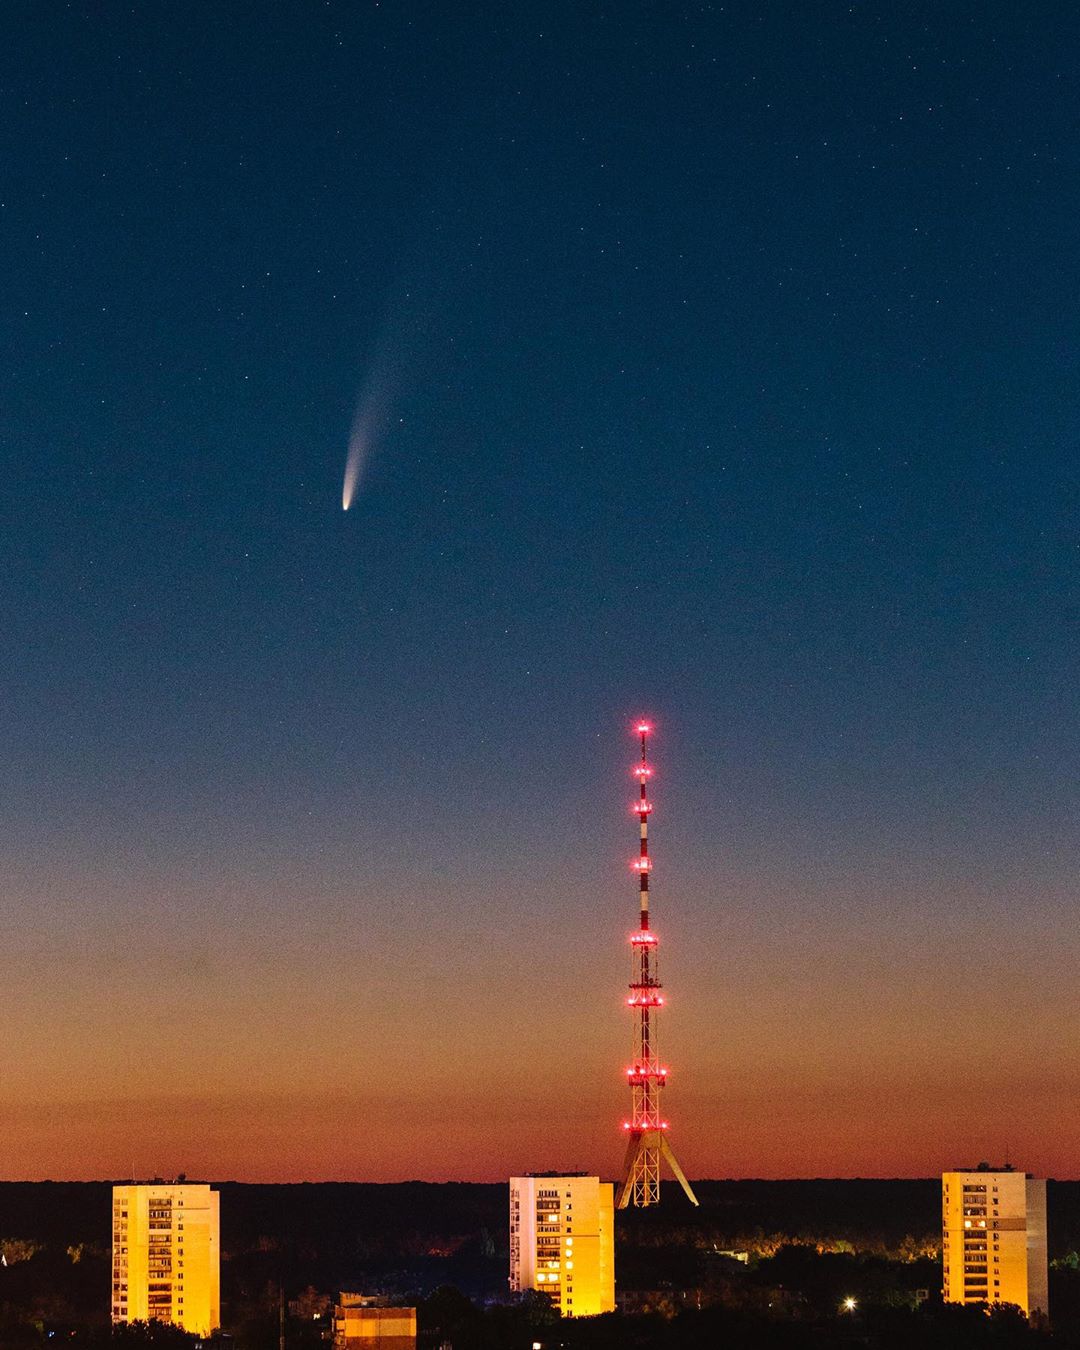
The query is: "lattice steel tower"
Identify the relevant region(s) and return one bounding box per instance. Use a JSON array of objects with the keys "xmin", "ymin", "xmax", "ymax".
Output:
[{"xmin": 616, "ymin": 721, "xmax": 699, "ymax": 1209}]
